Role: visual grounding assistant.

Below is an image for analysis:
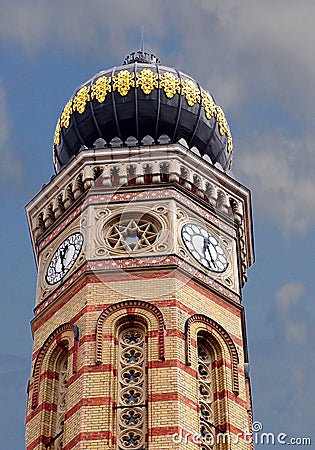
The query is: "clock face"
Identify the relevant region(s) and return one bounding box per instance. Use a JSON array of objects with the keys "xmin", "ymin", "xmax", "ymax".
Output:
[
  {"xmin": 46, "ymin": 232, "xmax": 84, "ymax": 285},
  {"xmin": 181, "ymin": 223, "xmax": 228, "ymax": 273}
]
